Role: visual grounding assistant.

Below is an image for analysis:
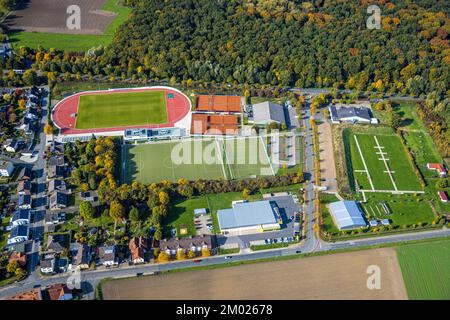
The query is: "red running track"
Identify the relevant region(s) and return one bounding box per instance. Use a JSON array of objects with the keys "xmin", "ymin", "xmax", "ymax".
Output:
[{"xmin": 52, "ymin": 87, "xmax": 191, "ymax": 135}]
